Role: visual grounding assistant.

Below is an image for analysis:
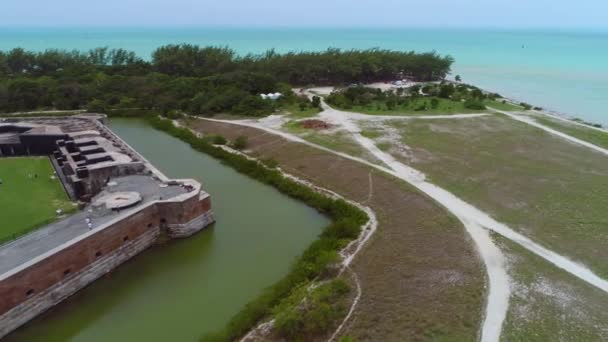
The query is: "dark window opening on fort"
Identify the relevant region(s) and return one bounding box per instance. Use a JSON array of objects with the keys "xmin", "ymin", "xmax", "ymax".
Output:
[
  {"xmin": 123, "ymin": 236, "xmax": 129, "ymax": 242},
  {"xmin": 147, "ymin": 223, "xmax": 153, "ymax": 228},
  {"xmin": 63, "ymin": 269, "xmax": 71, "ymax": 276},
  {"xmin": 95, "ymin": 251, "xmax": 102, "ymax": 257},
  {"xmin": 160, "ymin": 218, "xmax": 167, "ymax": 224},
  {"xmin": 26, "ymin": 289, "xmax": 35, "ymax": 296}
]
